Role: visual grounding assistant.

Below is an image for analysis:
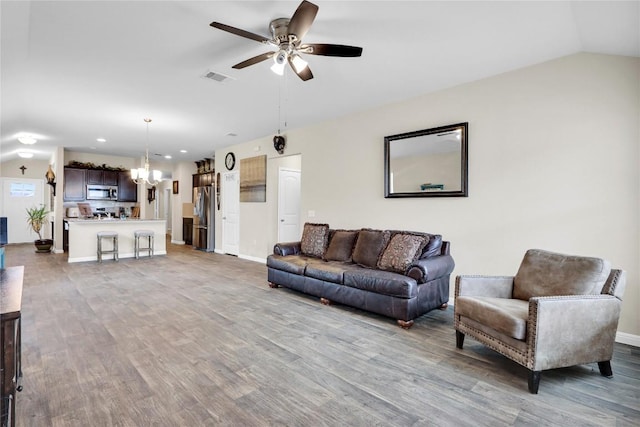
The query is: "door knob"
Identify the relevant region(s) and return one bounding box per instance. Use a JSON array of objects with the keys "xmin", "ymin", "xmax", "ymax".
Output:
[{"xmin": 280, "ymin": 219, "xmax": 284, "ymax": 222}]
